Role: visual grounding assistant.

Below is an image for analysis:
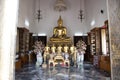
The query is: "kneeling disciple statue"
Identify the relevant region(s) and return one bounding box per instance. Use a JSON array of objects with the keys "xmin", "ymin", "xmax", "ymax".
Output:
[
  {"xmin": 64, "ymin": 45, "xmax": 69, "ymax": 53},
  {"xmin": 70, "ymin": 45, "xmax": 75, "ymax": 54},
  {"xmin": 51, "ymin": 44, "xmax": 56, "ymax": 55},
  {"xmin": 57, "ymin": 45, "xmax": 62, "ymax": 53}
]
